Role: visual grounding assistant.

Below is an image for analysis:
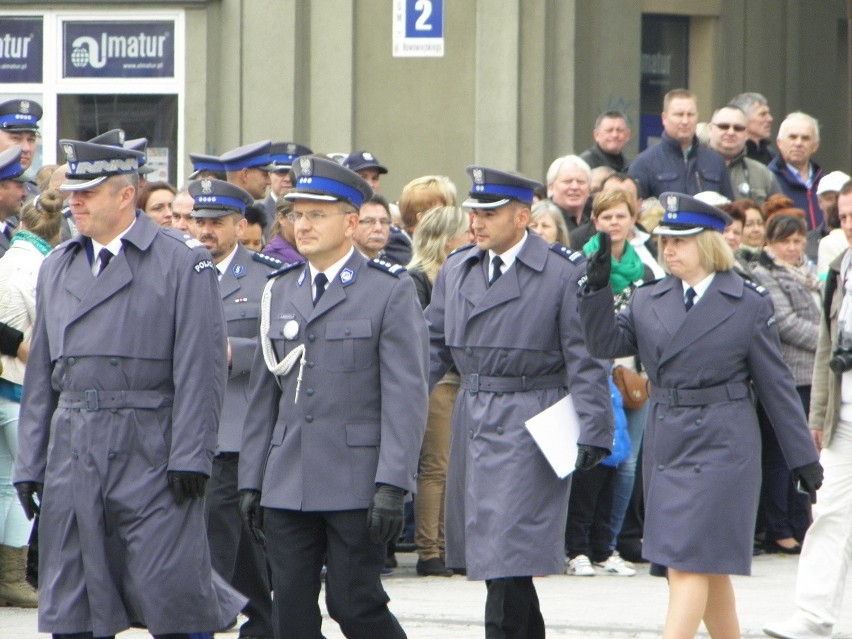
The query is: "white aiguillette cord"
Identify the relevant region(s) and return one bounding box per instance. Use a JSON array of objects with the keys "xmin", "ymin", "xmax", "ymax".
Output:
[{"xmin": 260, "ymin": 278, "xmax": 306, "ymax": 402}]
